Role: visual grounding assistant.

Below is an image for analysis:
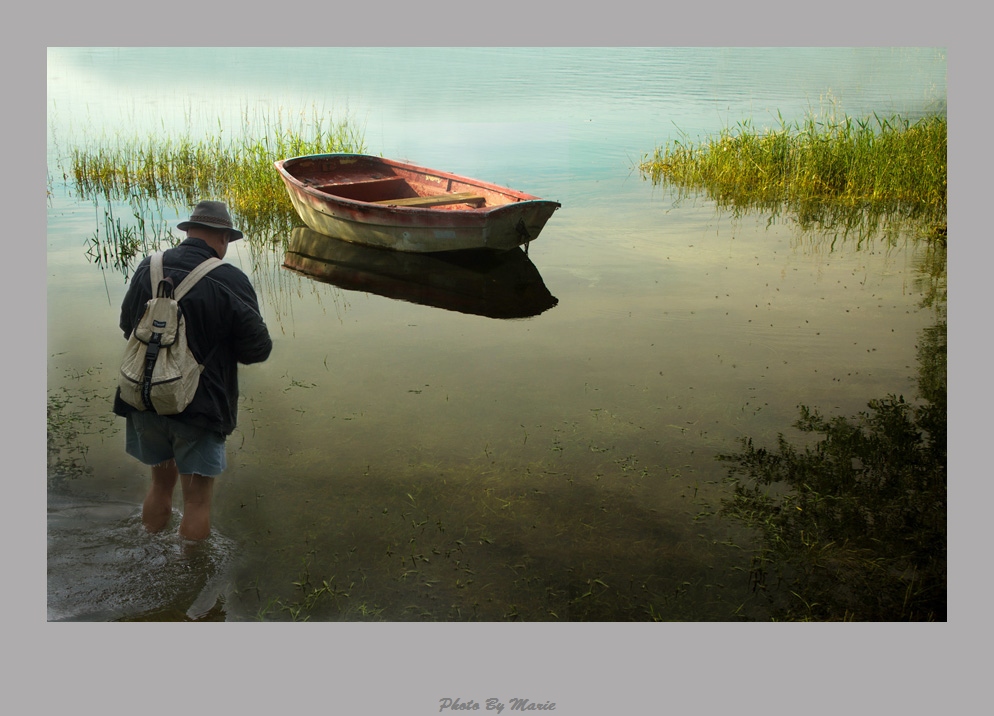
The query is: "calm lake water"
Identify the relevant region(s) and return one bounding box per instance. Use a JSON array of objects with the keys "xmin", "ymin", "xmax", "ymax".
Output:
[{"xmin": 46, "ymin": 47, "xmax": 946, "ymax": 621}]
